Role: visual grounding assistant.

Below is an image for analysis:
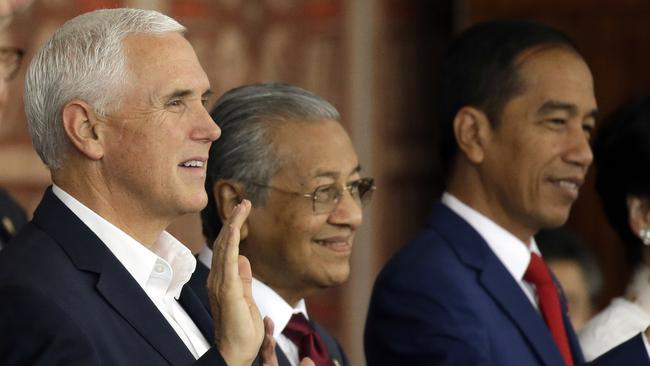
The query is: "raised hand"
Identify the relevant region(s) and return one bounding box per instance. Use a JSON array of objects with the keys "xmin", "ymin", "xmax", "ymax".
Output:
[
  {"xmin": 260, "ymin": 317, "xmax": 278, "ymax": 366},
  {"xmin": 207, "ymin": 200, "xmax": 263, "ymax": 366}
]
